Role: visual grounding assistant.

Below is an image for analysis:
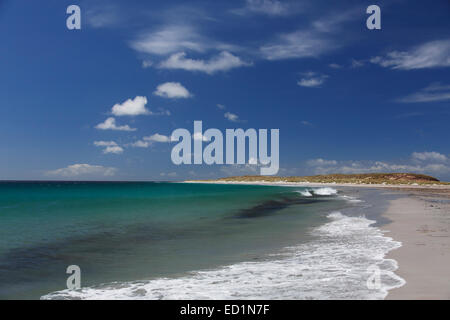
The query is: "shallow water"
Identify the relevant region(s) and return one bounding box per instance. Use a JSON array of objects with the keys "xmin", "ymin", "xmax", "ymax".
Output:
[{"xmin": 0, "ymin": 182, "xmax": 403, "ymax": 299}]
